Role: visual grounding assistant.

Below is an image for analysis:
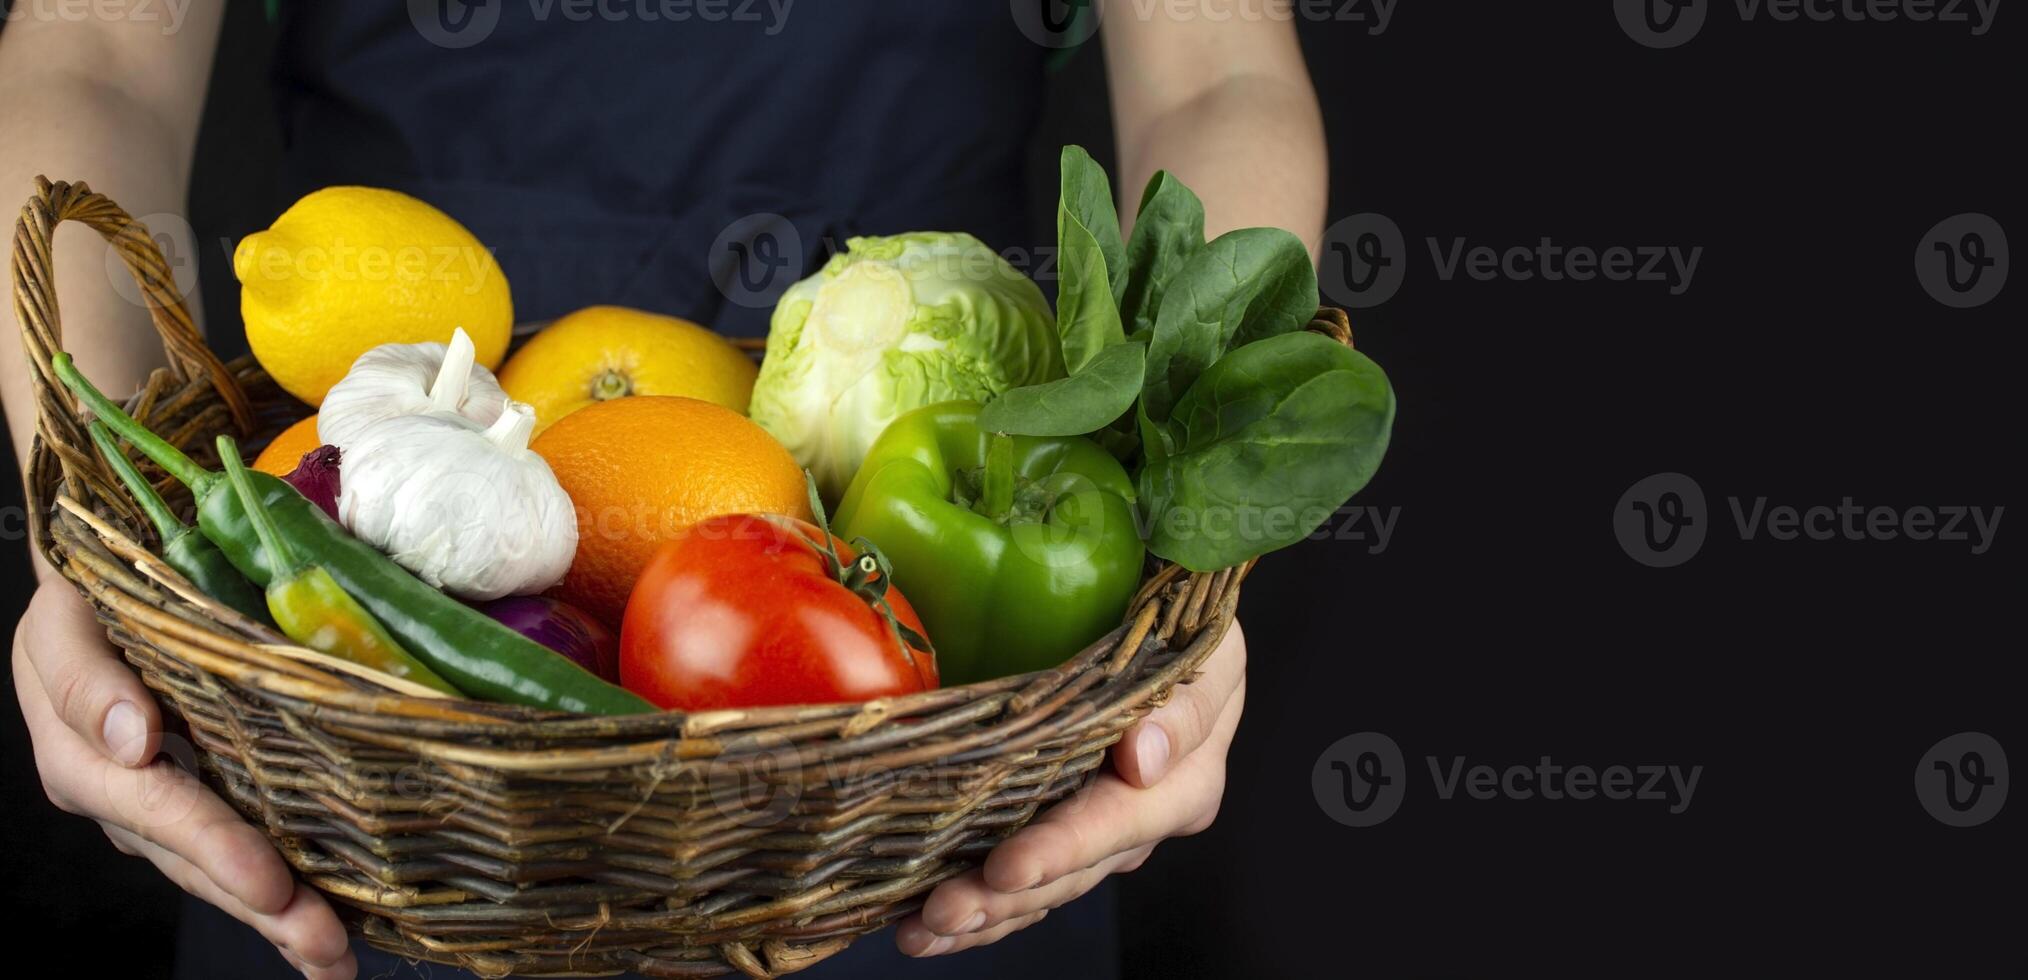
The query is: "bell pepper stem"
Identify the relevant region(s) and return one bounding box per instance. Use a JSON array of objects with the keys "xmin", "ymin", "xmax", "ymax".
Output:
[
  {"xmin": 216, "ymin": 435, "xmax": 302, "ymax": 575},
  {"xmin": 86, "ymin": 420, "xmax": 189, "ymax": 544},
  {"xmin": 983, "ymin": 432, "xmax": 1014, "ymax": 521},
  {"xmin": 51, "ymin": 353, "xmax": 212, "ymax": 491}
]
